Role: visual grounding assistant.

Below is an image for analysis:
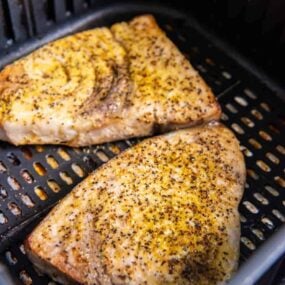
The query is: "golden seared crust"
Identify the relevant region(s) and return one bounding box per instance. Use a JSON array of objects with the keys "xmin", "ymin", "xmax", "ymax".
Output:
[
  {"xmin": 24, "ymin": 240, "xmax": 80, "ymax": 285},
  {"xmin": 0, "ymin": 15, "xmax": 220, "ymax": 146},
  {"xmin": 25, "ymin": 123, "xmax": 245, "ymax": 285},
  {"xmin": 111, "ymin": 15, "xmax": 221, "ymax": 127}
]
